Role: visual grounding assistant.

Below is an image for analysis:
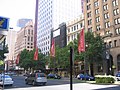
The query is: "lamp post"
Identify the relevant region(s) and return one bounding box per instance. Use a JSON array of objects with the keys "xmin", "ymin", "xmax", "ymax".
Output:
[{"xmin": 102, "ymin": 33, "xmax": 112, "ymax": 75}]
